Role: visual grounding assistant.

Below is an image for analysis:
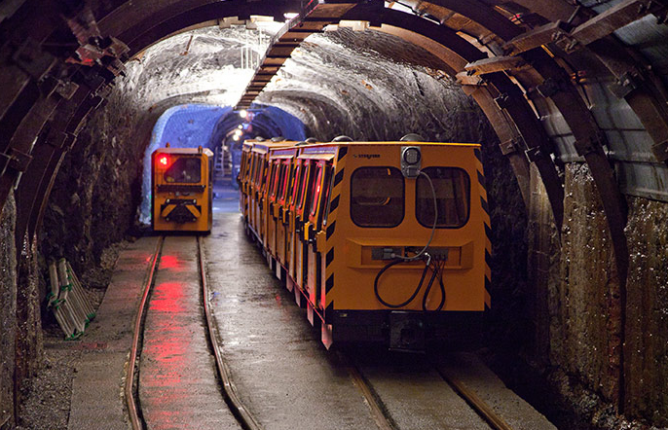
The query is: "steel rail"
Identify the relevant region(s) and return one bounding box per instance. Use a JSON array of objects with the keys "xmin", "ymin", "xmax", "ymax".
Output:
[
  {"xmin": 125, "ymin": 235, "xmax": 164, "ymax": 430},
  {"xmin": 339, "ymin": 353, "xmax": 397, "ymax": 430},
  {"xmin": 436, "ymin": 367, "xmax": 514, "ymax": 430},
  {"xmin": 197, "ymin": 236, "xmax": 263, "ymax": 430}
]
